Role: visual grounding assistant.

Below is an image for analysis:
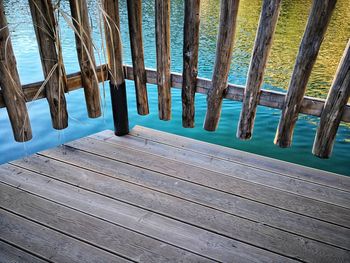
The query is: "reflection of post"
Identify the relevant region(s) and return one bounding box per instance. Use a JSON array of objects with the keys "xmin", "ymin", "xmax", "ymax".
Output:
[
  {"xmin": 182, "ymin": 0, "xmax": 200, "ymax": 128},
  {"xmin": 69, "ymin": 0, "xmax": 101, "ymax": 118},
  {"xmin": 29, "ymin": 0, "xmax": 68, "ymax": 130},
  {"xmin": 0, "ymin": 0, "xmax": 32, "ymax": 142},
  {"xmin": 274, "ymin": 0, "xmax": 337, "ymax": 148},
  {"xmin": 155, "ymin": 0, "xmax": 171, "ymax": 120},
  {"xmin": 237, "ymin": 0, "xmax": 281, "ymax": 140},
  {"xmin": 127, "ymin": 0, "xmax": 149, "ymax": 116},
  {"xmin": 102, "ymin": 0, "xmax": 129, "ymax": 136},
  {"xmin": 204, "ymin": 0, "xmax": 240, "ymax": 131},
  {"xmin": 313, "ymin": 40, "xmax": 350, "ymax": 158}
]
